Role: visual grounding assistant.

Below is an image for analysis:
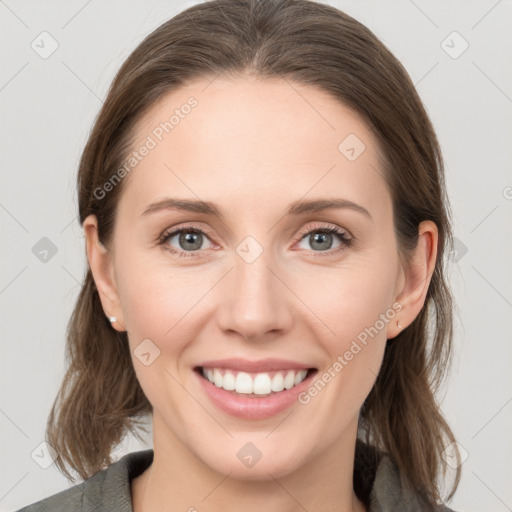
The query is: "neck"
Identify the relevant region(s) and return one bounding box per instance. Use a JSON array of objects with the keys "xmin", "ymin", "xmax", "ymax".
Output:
[{"xmin": 132, "ymin": 414, "xmax": 366, "ymax": 512}]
